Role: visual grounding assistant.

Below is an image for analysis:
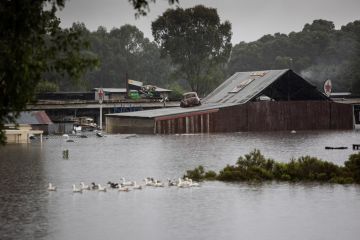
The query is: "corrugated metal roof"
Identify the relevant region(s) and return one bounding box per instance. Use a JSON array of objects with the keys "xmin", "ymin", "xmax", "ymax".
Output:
[
  {"xmin": 16, "ymin": 111, "xmax": 53, "ymax": 125},
  {"xmin": 106, "ymin": 103, "xmax": 235, "ymax": 119},
  {"xmin": 93, "ymin": 87, "xmax": 171, "ymax": 93},
  {"xmin": 203, "ymin": 69, "xmax": 288, "ymax": 104},
  {"xmin": 93, "ymin": 88, "xmax": 127, "ymax": 93}
]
